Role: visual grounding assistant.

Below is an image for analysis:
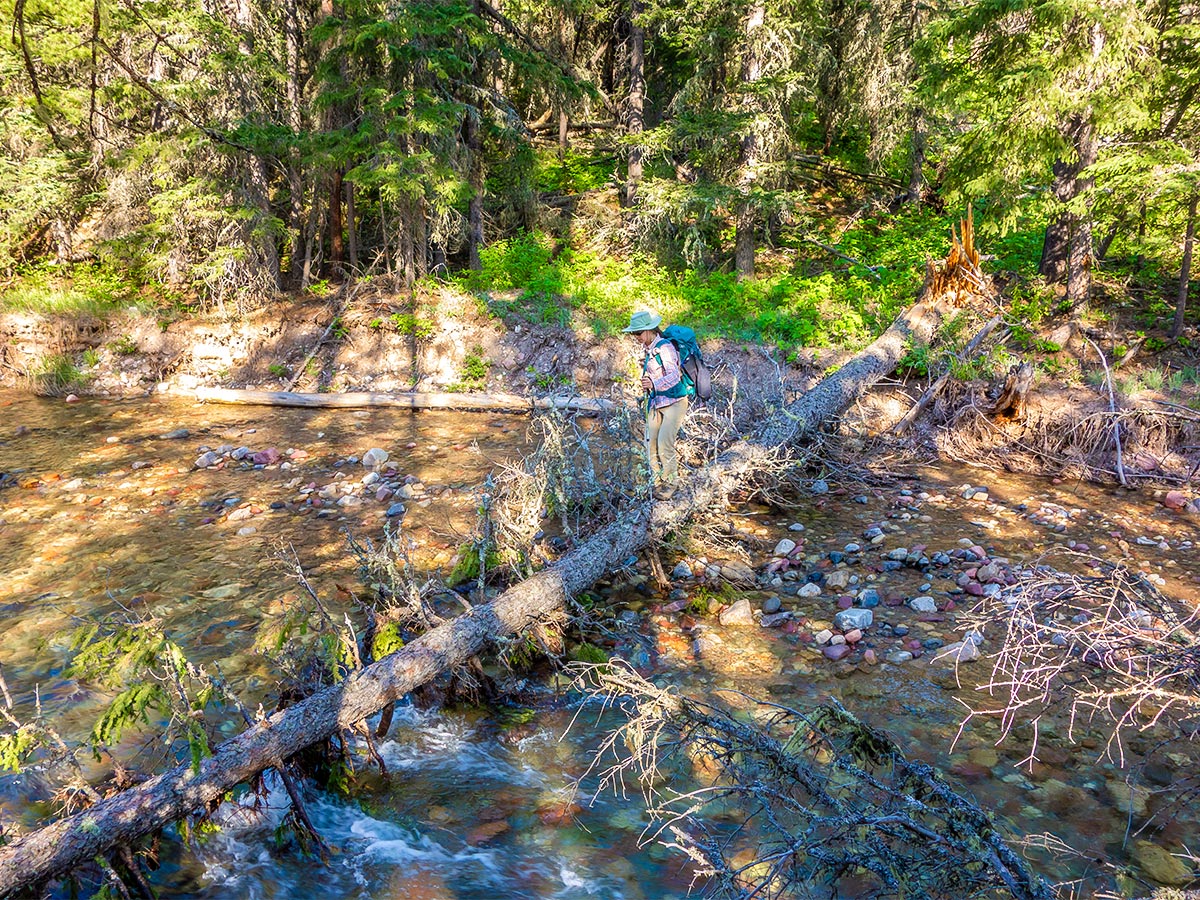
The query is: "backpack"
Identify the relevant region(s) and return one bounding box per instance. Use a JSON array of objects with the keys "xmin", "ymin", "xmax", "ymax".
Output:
[{"xmin": 653, "ymin": 324, "xmax": 713, "ymax": 402}]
